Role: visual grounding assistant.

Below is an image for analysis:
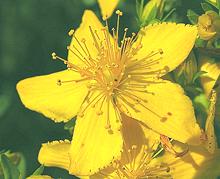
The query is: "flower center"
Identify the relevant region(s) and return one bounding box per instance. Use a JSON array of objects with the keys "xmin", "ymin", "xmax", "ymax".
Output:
[
  {"xmin": 51, "ymin": 10, "xmax": 169, "ymax": 130},
  {"xmin": 52, "ymin": 10, "xmax": 165, "ymax": 96},
  {"xmin": 99, "ymin": 143, "xmax": 172, "ymax": 179}
]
